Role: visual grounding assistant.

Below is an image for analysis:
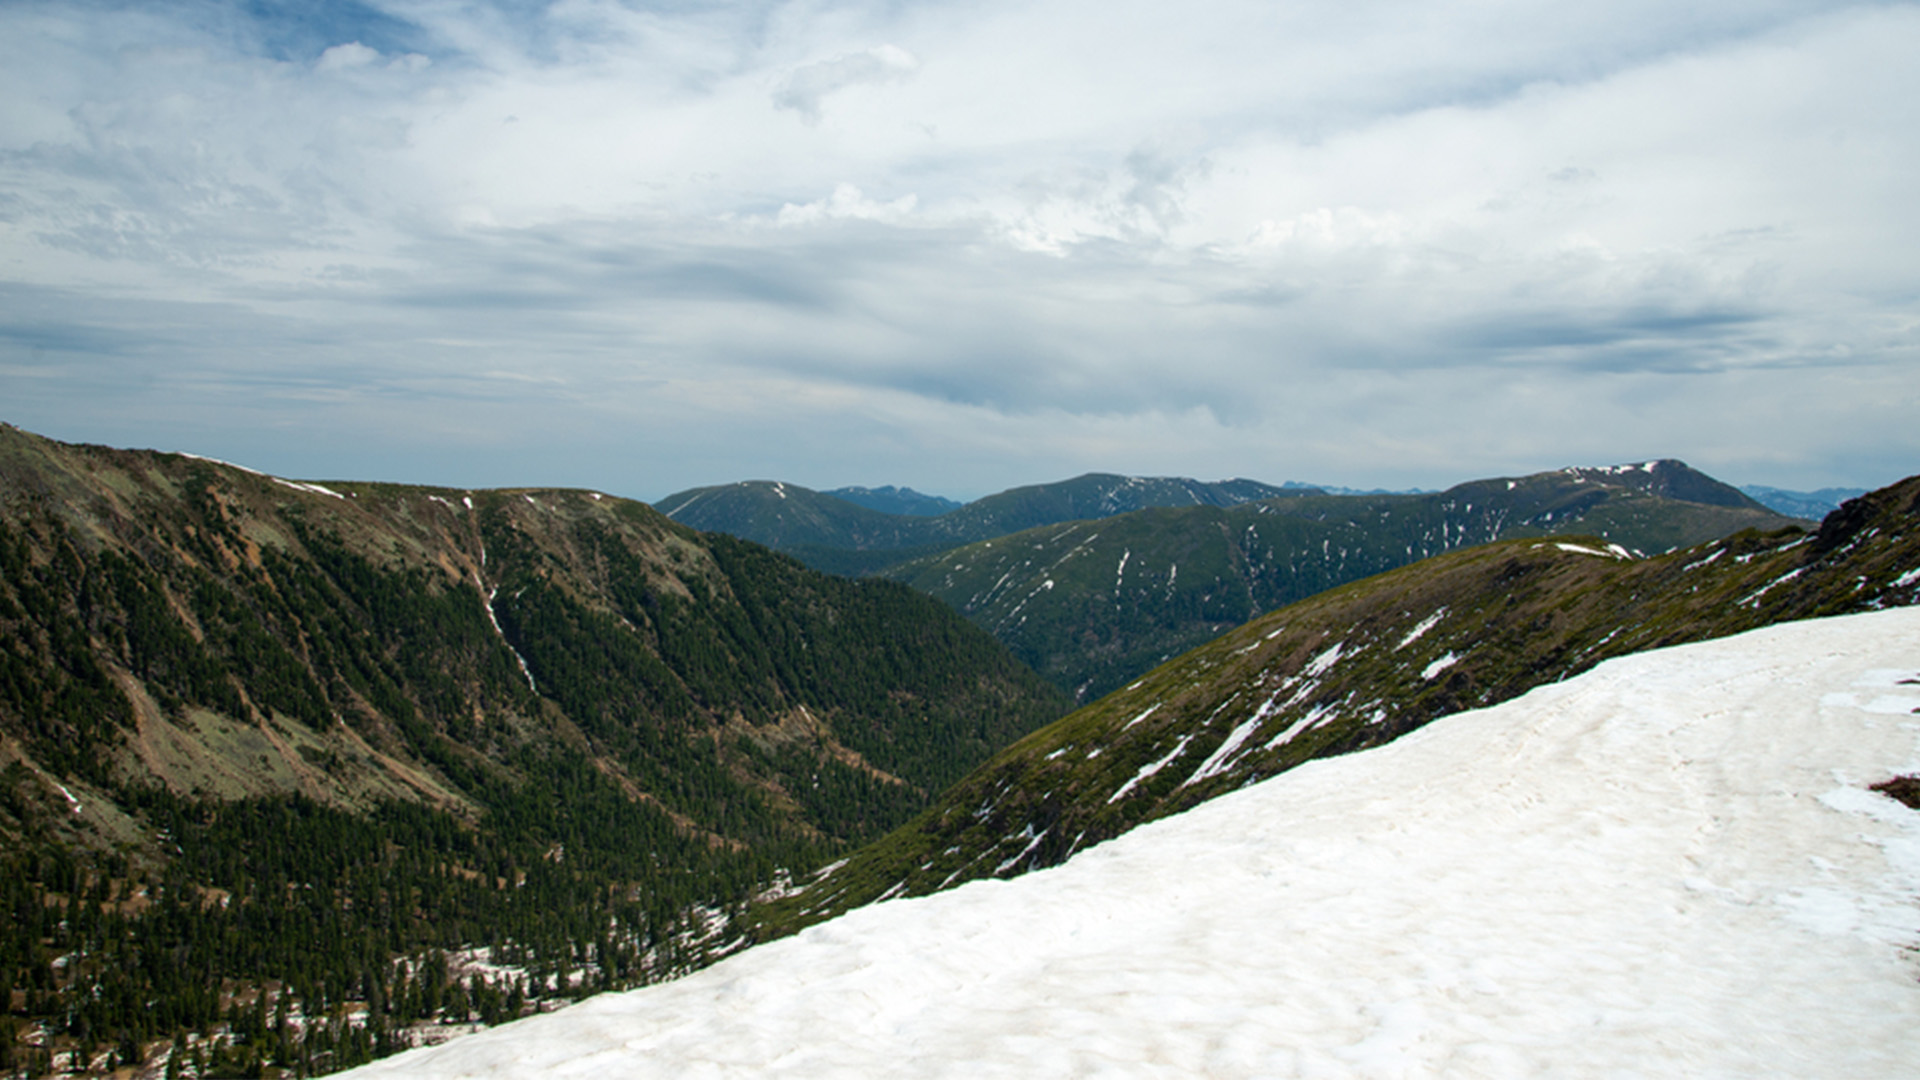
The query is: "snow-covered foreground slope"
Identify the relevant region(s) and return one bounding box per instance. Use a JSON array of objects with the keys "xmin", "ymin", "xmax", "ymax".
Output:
[{"xmin": 348, "ymin": 609, "xmax": 1920, "ymax": 1079}]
